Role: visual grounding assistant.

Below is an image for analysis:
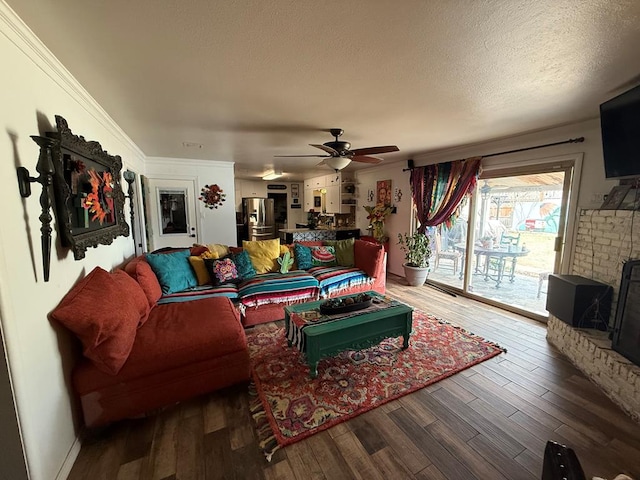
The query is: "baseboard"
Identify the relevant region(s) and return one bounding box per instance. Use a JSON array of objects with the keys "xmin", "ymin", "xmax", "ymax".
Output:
[{"xmin": 55, "ymin": 434, "xmax": 82, "ymax": 480}]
